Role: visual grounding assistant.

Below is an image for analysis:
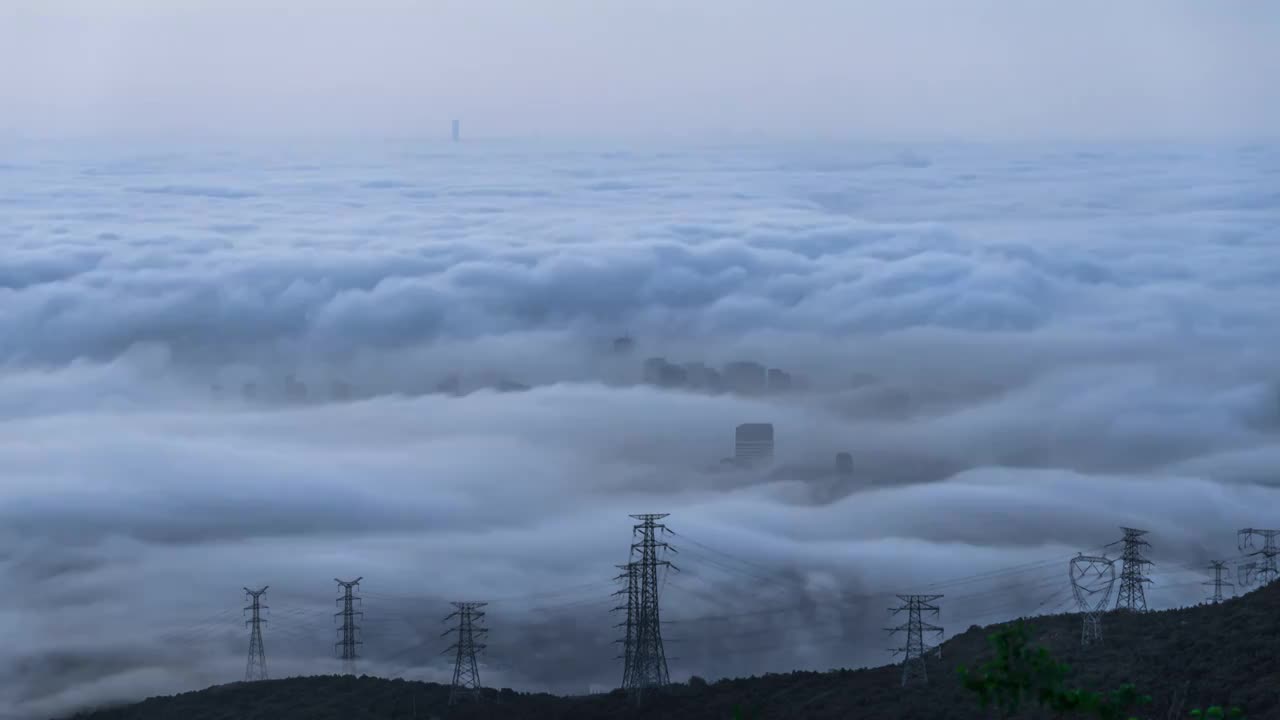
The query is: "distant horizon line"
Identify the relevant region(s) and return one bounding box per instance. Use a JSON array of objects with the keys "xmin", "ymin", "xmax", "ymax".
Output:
[{"xmin": 2, "ymin": 129, "xmax": 1277, "ymax": 148}]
